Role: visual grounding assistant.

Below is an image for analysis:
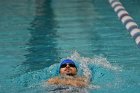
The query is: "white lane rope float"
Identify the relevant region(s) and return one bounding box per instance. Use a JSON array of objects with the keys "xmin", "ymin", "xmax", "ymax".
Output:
[{"xmin": 109, "ymin": 0, "xmax": 140, "ymax": 48}]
